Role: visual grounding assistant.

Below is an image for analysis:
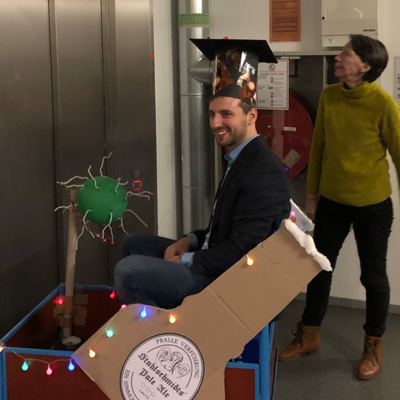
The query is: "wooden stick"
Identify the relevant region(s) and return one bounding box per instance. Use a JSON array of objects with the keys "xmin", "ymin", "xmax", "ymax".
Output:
[{"xmin": 63, "ymin": 189, "xmax": 78, "ymax": 339}]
